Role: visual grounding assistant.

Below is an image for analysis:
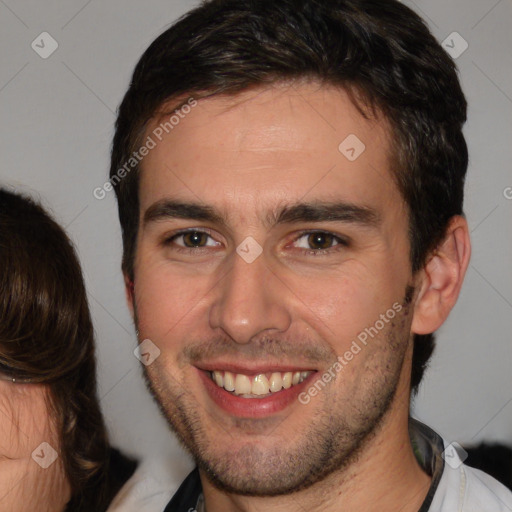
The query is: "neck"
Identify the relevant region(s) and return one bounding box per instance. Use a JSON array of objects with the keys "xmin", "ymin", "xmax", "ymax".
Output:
[{"xmin": 200, "ymin": 371, "xmax": 431, "ymax": 512}]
